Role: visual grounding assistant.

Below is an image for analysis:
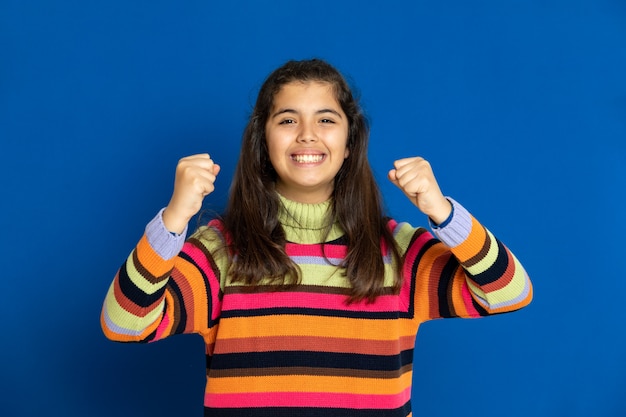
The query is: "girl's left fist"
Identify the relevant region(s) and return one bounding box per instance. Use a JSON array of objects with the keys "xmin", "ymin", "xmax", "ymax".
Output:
[{"xmin": 388, "ymin": 157, "xmax": 452, "ymax": 224}]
